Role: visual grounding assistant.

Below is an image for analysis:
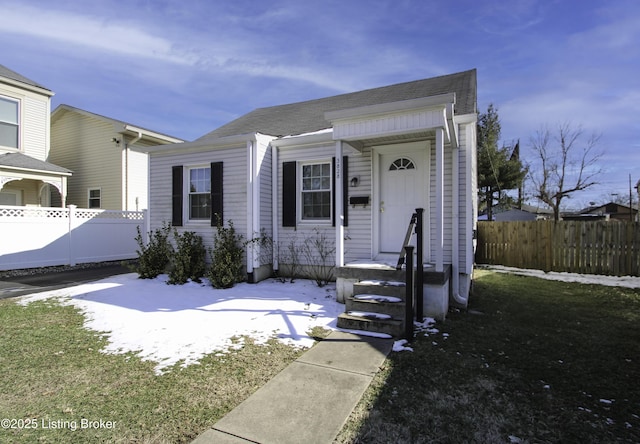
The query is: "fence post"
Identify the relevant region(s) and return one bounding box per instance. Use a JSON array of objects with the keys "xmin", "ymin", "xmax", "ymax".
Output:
[
  {"xmin": 404, "ymin": 245, "xmax": 414, "ymax": 342},
  {"xmin": 143, "ymin": 209, "xmax": 150, "ymax": 245},
  {"xmin": 67, "ymin": 204, "xmax": 77, "ymax": 266}
]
